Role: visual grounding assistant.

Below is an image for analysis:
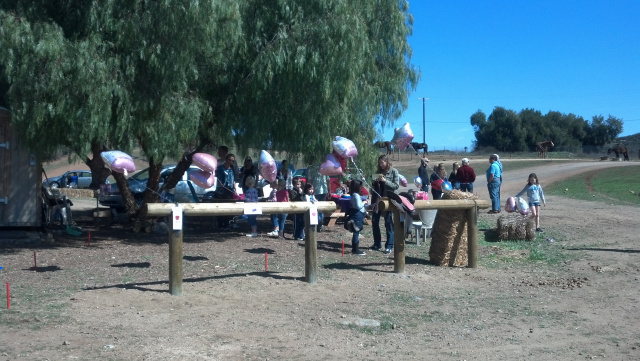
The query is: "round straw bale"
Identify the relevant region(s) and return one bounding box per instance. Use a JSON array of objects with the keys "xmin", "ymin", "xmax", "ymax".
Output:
[{"xmin": 429, "ymin": 190, "xmax": 478, "ymax": 266}]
